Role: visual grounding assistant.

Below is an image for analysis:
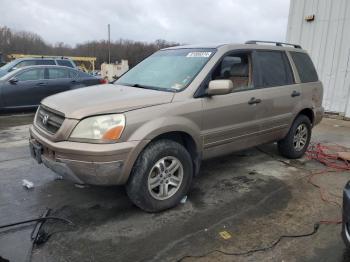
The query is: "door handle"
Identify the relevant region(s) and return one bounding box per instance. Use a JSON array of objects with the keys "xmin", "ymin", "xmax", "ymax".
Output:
[
  {"xmin": 291, "ymin": 90, "xmax": 301, "ymax": 97},
  {"xmin": 71, "ymin": 80, "xmax": 77, "ymax": 84},
  {"xmin": 248, "ymin": 97, "xmax": 262, "ymax": 105},
  {"xmin": 36, "ymin": 82, "xmax": 46, "ymax": 86}
]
